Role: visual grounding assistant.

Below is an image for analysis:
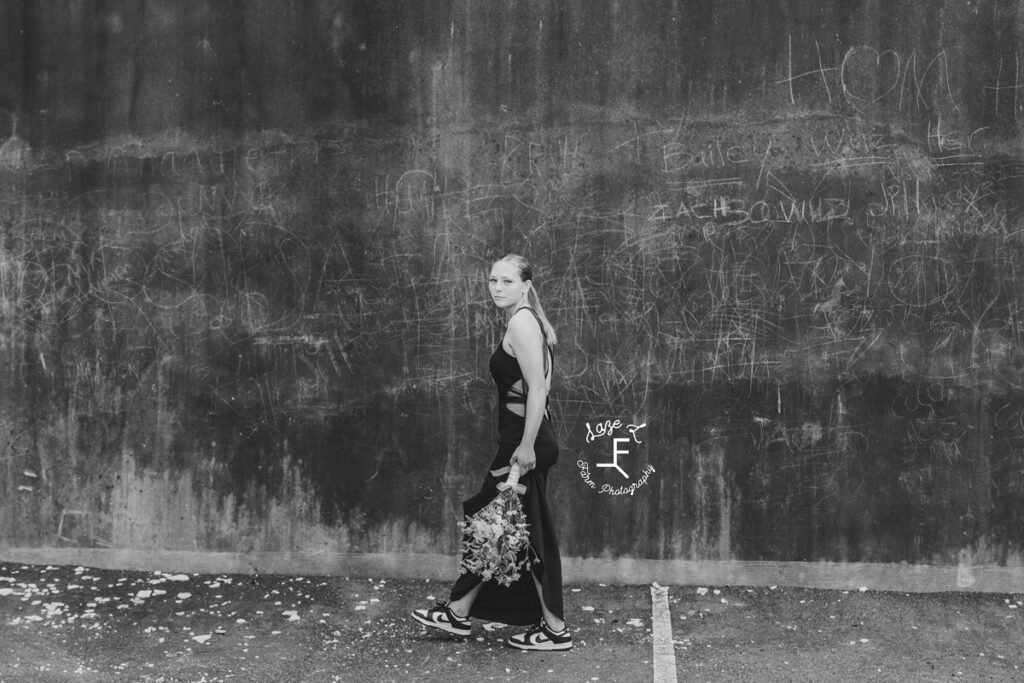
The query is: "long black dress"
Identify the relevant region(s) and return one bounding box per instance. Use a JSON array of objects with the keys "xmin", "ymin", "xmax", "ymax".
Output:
[{"xmin": 448, "ymin": 308, "xmax": 563, "ymax": 626}]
